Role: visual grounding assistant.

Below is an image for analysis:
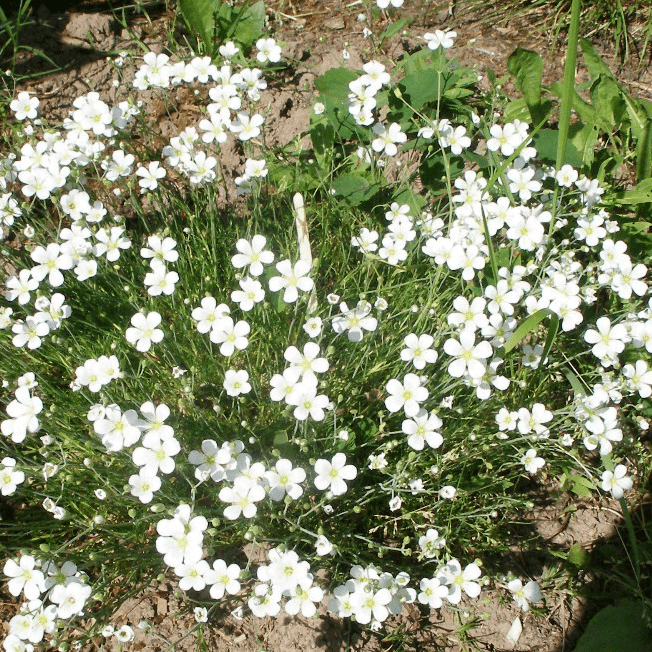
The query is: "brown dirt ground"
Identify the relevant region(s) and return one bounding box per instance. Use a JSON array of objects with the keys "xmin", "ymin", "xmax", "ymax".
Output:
[{"xmin": 0, "ymin": 1, "xmax": 650, "ymax": 650}]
